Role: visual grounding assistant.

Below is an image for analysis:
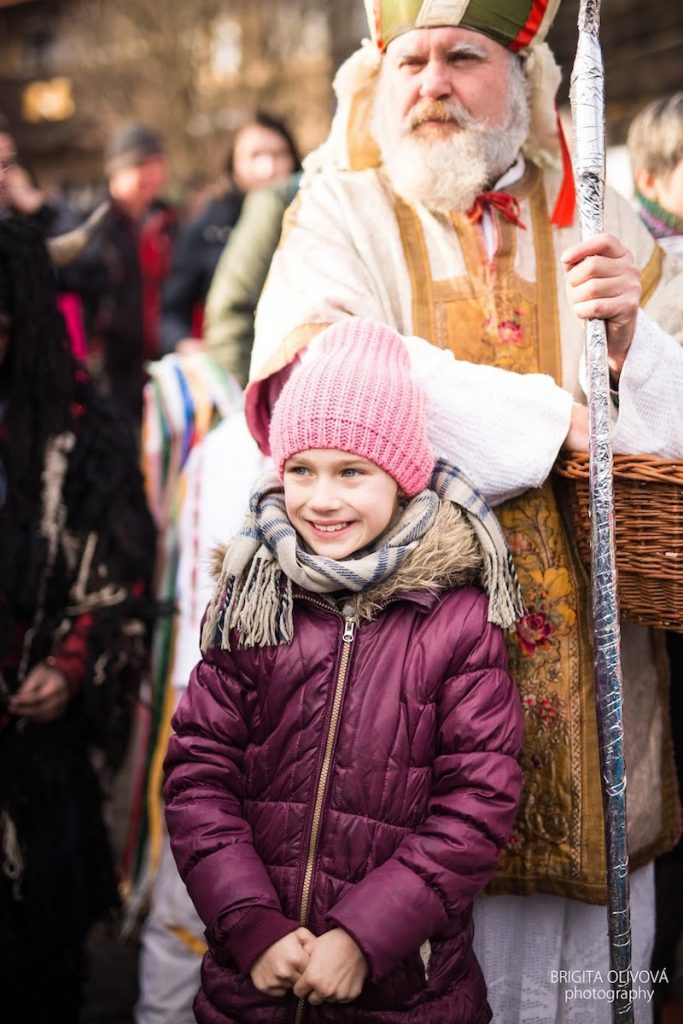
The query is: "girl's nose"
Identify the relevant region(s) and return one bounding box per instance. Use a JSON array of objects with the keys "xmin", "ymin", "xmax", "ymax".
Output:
[{"xmin": 308, "ymin": 480, "xmax": 342, "ymax": 512}]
